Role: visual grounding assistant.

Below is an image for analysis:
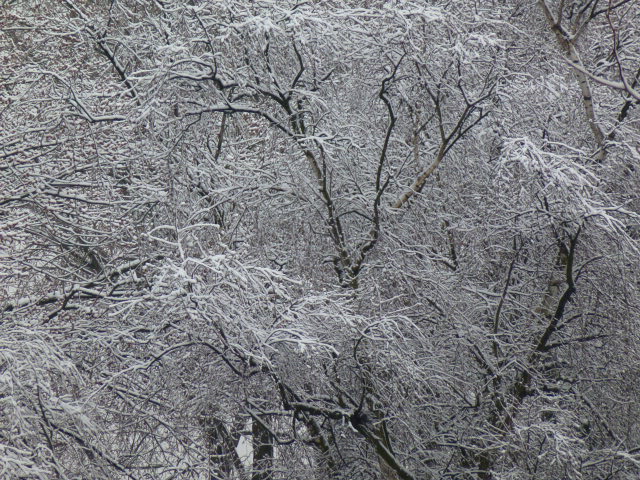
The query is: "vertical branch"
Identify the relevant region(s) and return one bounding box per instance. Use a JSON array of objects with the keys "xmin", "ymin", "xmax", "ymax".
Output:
[
  {"xmin": 535, "ymin": 227, "xmax": 580, "ymax": 353},
  {"xmin": 538, "ymin": 0, "xmax": 606, "ymax": 160},
  {"xmin": 493, "ymin": 252, "xmax": 518, "ymax": 358},
  {"xmin": 351, "ymin": 57, "xmax": 403, "ymax": 279},
  {"xmin": 199, "ymin": 414, "xmax": 244, "ymax": 479},
  {"xmin": 252, "ymin": 418, "xmax": 274, "ymax": 480},
  {"xmin": 605, "ymin": 1, "xmax": 640, "ymax": 135},
  {"xmin": 477, "ymin": 228, "xmax": 581, "ymax": 478}
]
